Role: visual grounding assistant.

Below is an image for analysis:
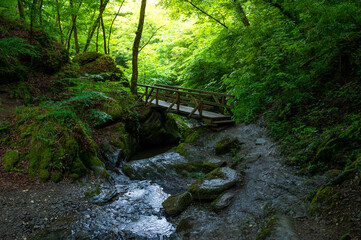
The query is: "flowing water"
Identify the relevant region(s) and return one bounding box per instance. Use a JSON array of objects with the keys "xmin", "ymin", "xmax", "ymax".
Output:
[{"xmin": 35, "ymin": 123, "xmax": 324, "ymax": 240}]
